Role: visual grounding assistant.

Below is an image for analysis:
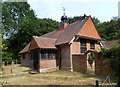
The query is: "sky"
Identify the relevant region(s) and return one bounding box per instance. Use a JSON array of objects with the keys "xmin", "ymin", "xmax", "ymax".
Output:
[{"xmin": 28, "ymin": 0, "xmax": 120, "ymax": 23}]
